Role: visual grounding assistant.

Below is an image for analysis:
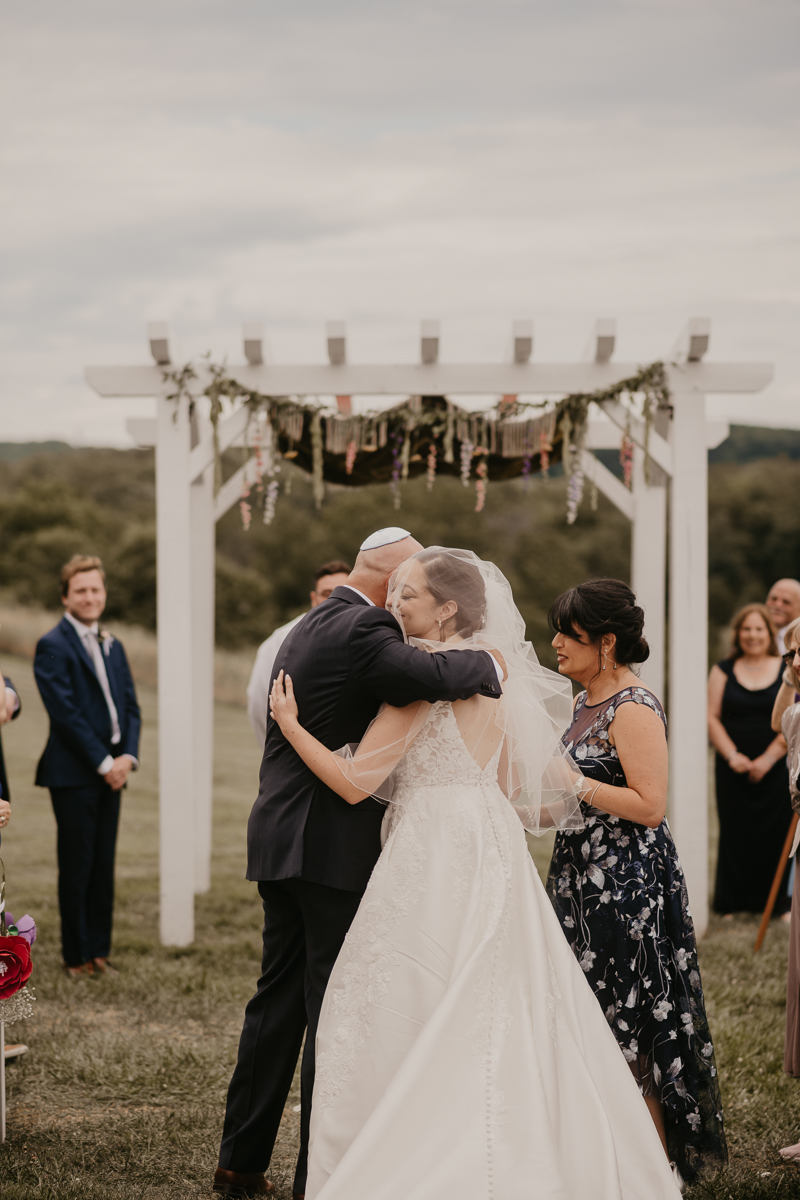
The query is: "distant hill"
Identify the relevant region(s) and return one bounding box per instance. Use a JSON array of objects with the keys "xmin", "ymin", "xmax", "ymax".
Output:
[
  {"xmin": 0, "ymin": 441, "xmax": 72, "ymax": 461},
  {"xmin": 708, "ymin": 424, "xmax": 800, "ymax": 463},
  {"xmin": 0, "ymin": 430, "xmax": 796, "ymax": 662},
  {"xmin": 1, "ymin": 424, "xmax": 798, "ymax": 468},
  {"xmin": 592, "ymin": 423, "xmax": 800, "ymax": 479}
]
